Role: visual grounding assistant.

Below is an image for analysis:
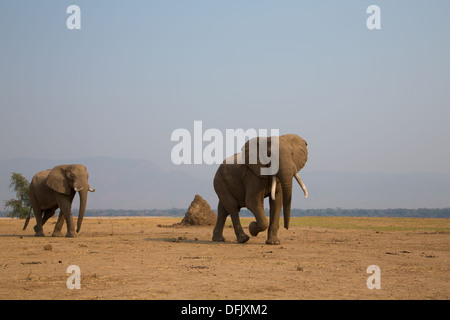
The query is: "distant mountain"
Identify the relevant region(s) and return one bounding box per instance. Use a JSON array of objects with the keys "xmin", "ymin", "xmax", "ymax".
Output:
[
  {"xmin": 0, "ymin": 157, "xmax": 216, "ymax": 210},
  {"xmin": 1, "ymin": 157, "xmax": 450, "ymax": 211}
]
